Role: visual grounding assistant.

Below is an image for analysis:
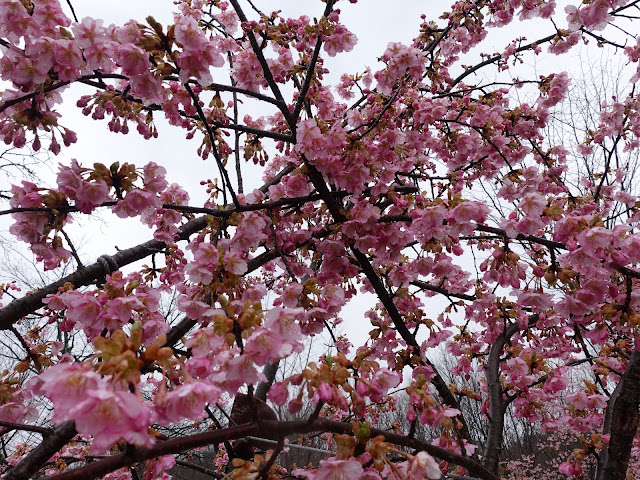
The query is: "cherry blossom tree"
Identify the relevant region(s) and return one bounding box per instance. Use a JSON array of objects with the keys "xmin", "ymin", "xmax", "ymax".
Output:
[{"xmin": 1, "ymin": 0, "xmax": 640, "ymax": 479}]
